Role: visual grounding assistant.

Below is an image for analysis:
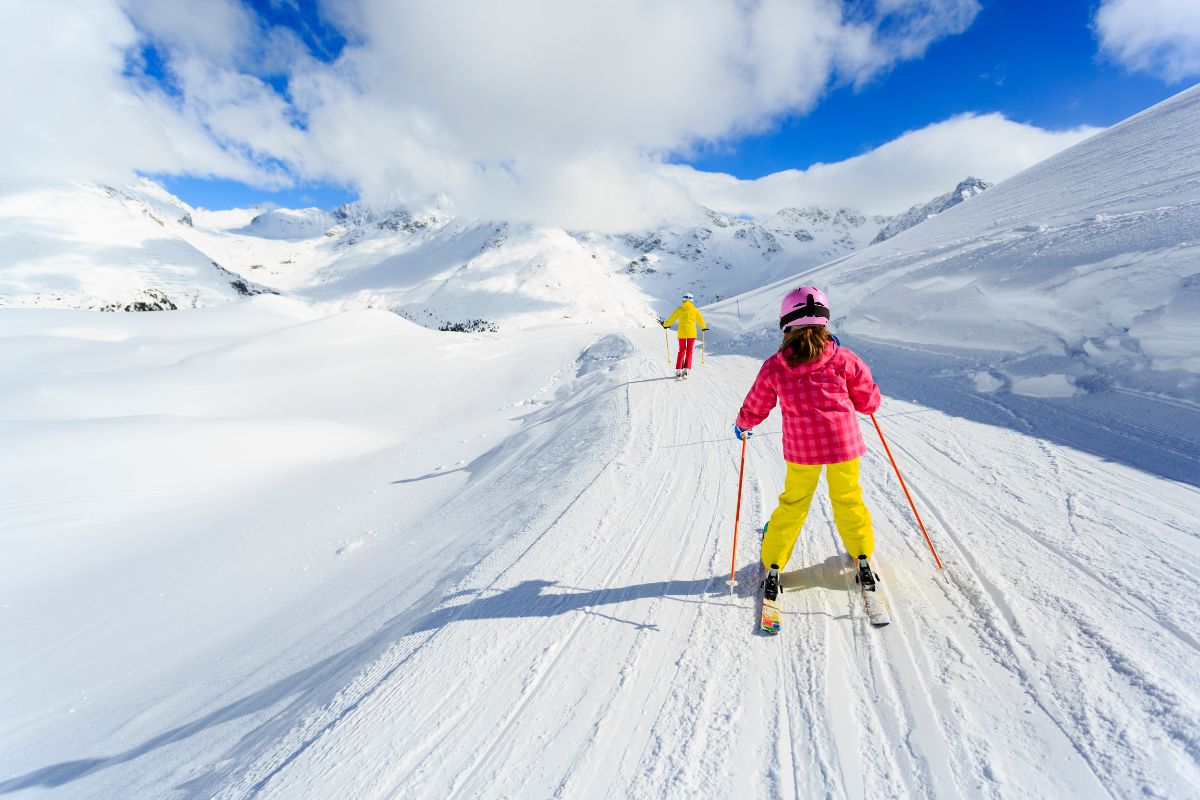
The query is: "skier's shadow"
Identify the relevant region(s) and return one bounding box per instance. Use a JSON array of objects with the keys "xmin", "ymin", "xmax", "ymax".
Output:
[
  {"xmin": 716, "ymin": 555, "xmax": 848, "ymax": 600},
  {"xmin": 754, "ymin": 555, "xmax": 854, "ymax": 634},
  {"xmin": 779, "ymin": 555, "xmax": 848, "ymax": 592},
  {"xmin": 408, "ymin": 568, "xmax": 754, "ymax": 634}
]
